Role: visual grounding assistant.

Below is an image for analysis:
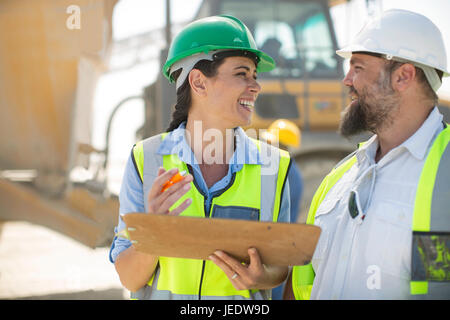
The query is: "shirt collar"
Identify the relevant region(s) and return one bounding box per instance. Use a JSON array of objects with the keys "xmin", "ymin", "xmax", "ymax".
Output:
[
  {"xmin": 157, "ymin": 122, "xmax": 262, "ymax": 166},
  {"xmin": 356, "ymin": 106, "xmax": 444, "ymax": 164},
  {"xmin": 401, "ymin": 106, "xmax": 444, "ymax": 160},
  {"xmin": 355, "ymin": 134, "xmax": 378, "ymax": 165},
  {"xmin": 231, "ymin": 126, "xmax": 261, "ymax": 165}
]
